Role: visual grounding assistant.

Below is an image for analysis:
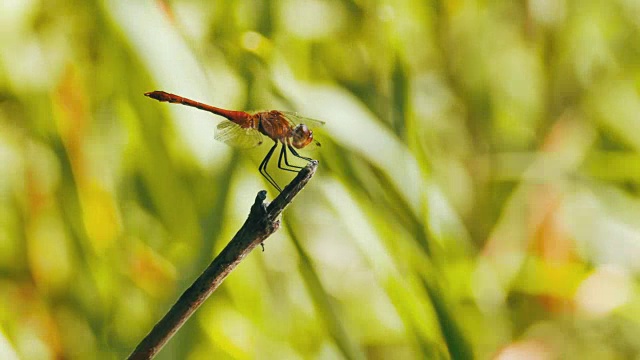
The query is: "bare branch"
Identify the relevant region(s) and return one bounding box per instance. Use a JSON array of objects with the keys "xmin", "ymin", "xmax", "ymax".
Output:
[{"xmin": 128, "ymin": 161, "xmax": 318, "ymax": 360}]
